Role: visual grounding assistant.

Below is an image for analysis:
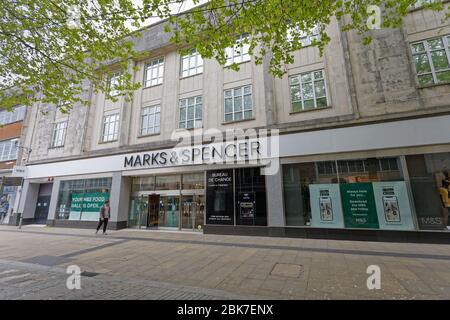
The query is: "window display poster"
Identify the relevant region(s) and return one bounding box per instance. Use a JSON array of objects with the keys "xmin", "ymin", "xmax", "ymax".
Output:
[
  {"xmin": 206, "ymin": 170, "xmax": 234, "ymax": 225},
  {"xmin": 340, "ymin": 183, "xmax": 380, "ymax": 229},
  {"xmin": 309, "ymin": 184, "xmax": 345, "ymax": 228},
  {"xmin": 238, "ymin": 192, "xmax": 255, "ymax": 221},
  {"xmin": 372, "ymin": 181, "xmax": 415, "ymax": 230},
  {"xmin": 69, "ymin": 192, "xmax": 110, "ymax": 221}
]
